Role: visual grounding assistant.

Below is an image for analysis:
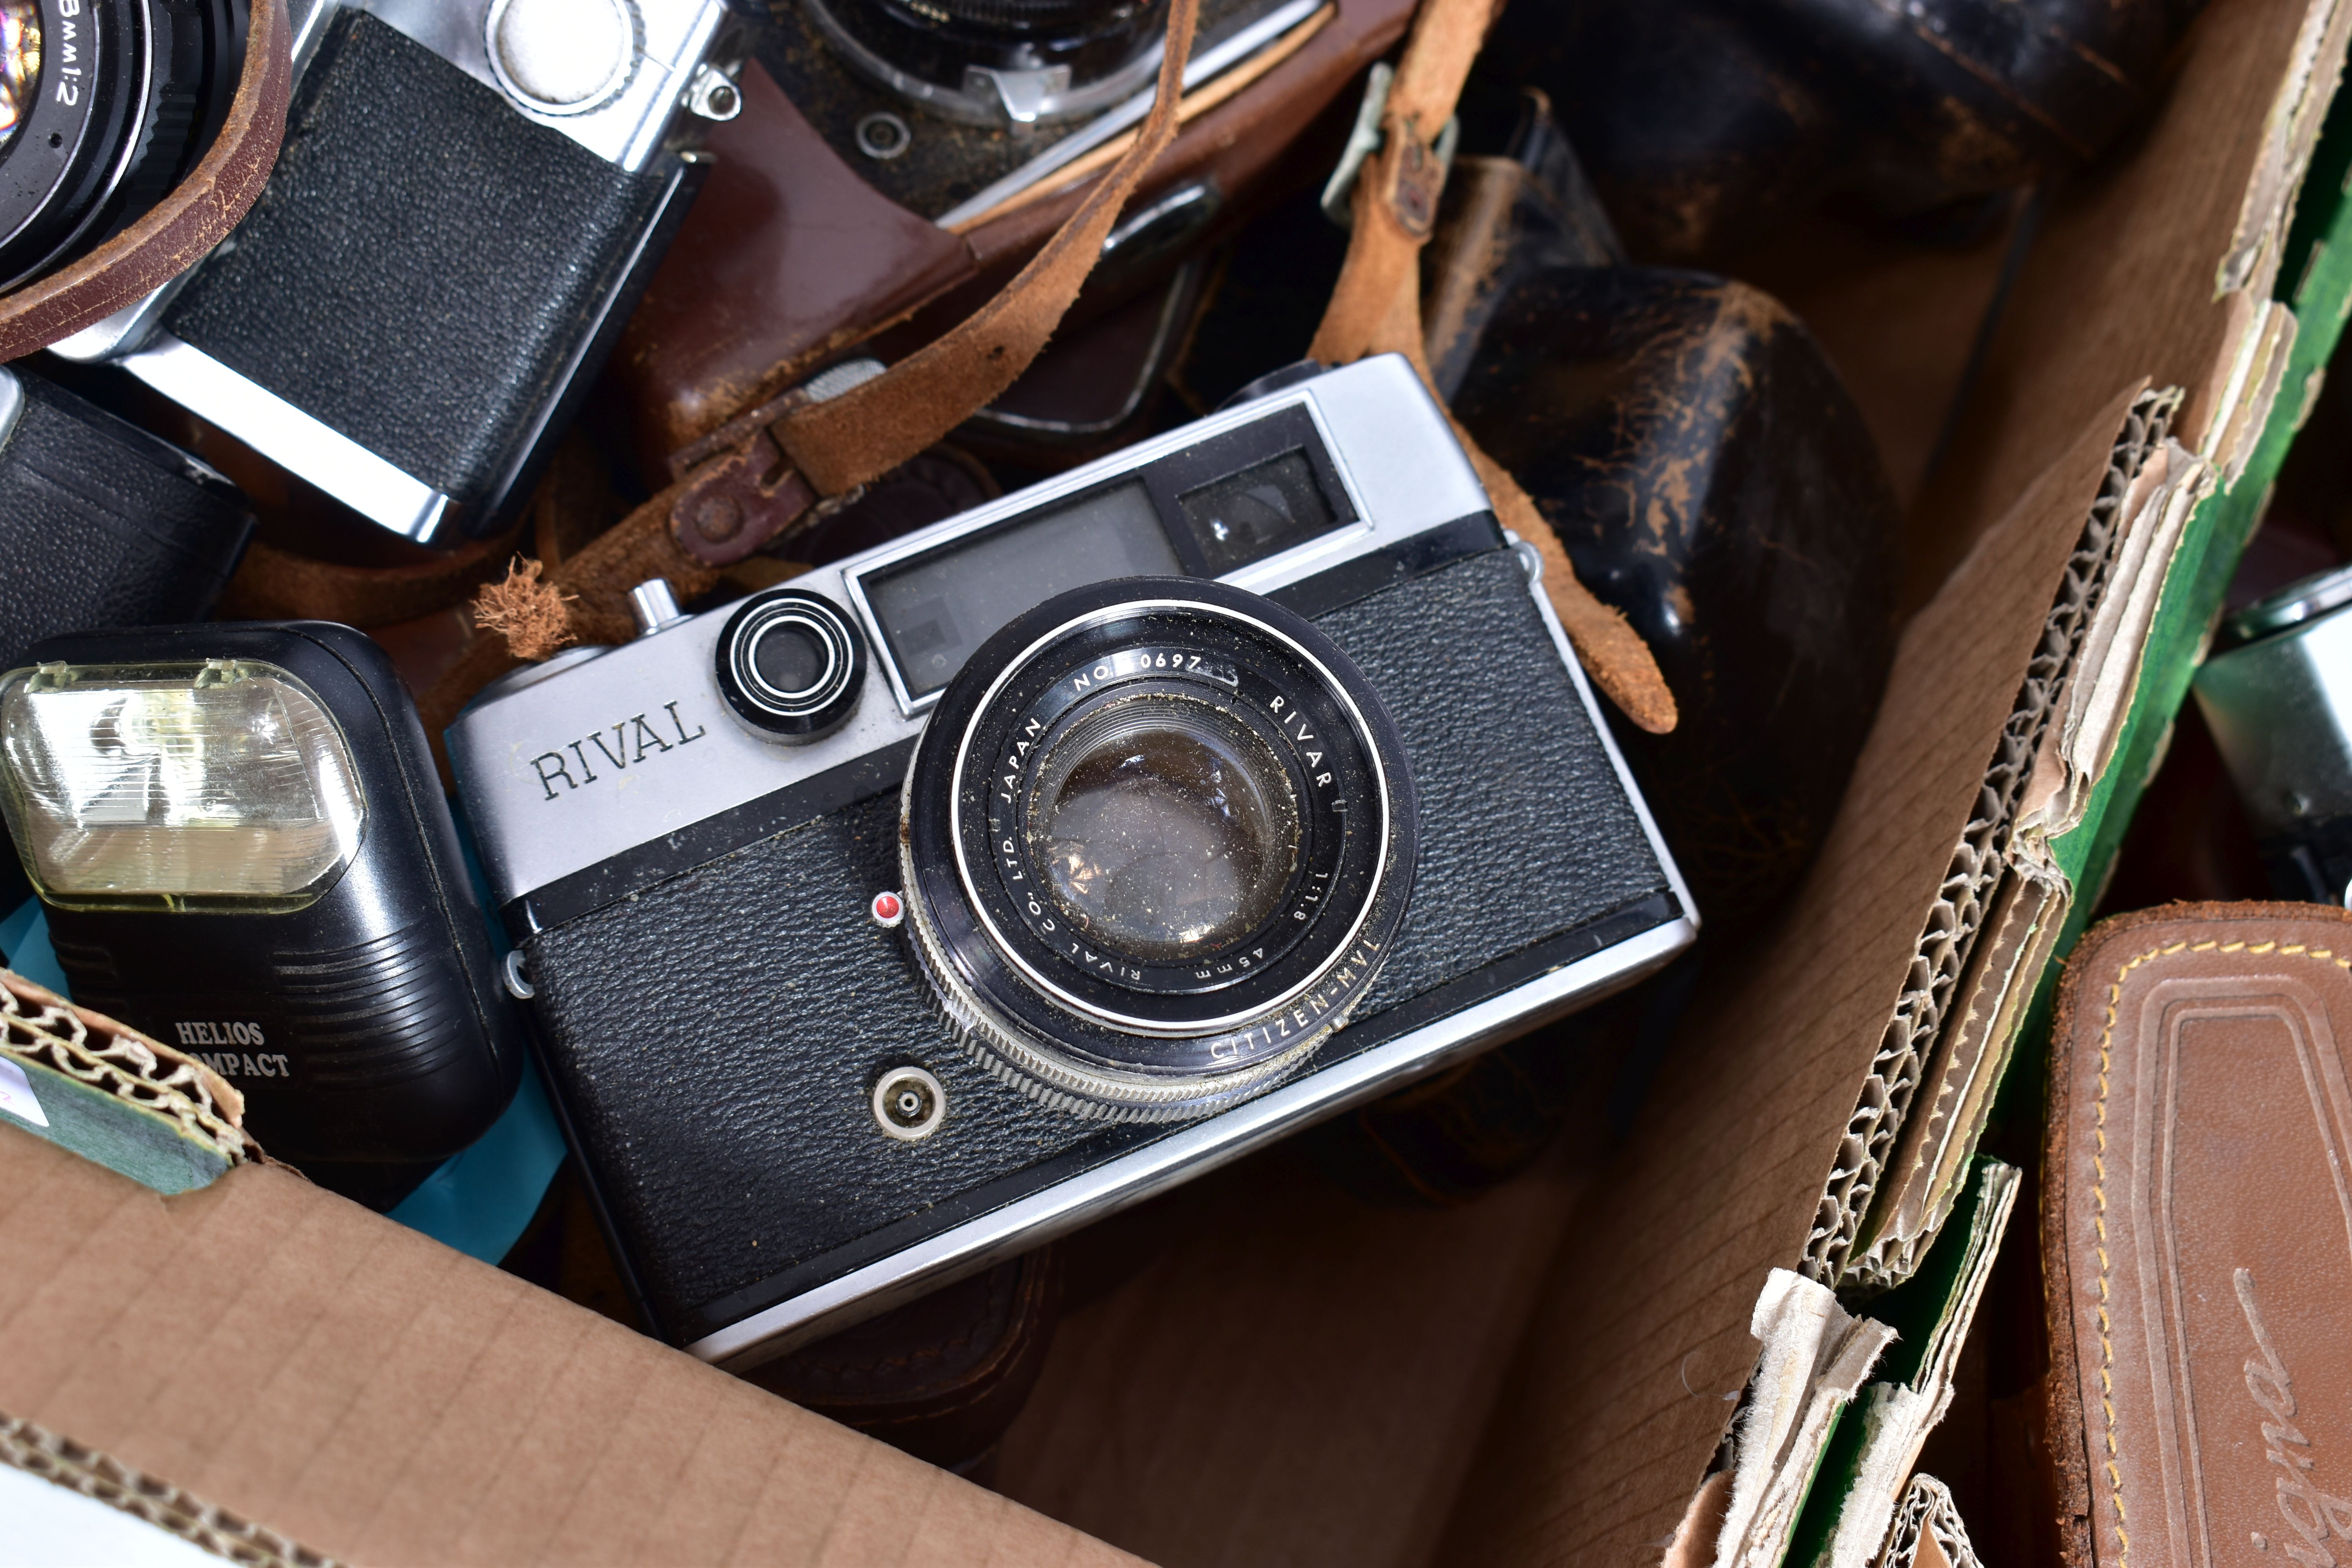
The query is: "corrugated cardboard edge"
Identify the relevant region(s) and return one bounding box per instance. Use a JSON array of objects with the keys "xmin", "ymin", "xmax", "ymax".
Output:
[
  {"xmin": 0, "ymin": 1124, "xmax": 1142, "ymax": 1568},
  {"xmin": 1, "ymin": 1410, "xmax": 341, "ymax": 1568},
  {"xmin": 1710, "ymin": 1272, "xmax": 1893, "ymax": 1568},
  {"xmin": 0, "ymin": 967, "xmax": 253, "ymax": 1165},
  {"xmin": 1879, "ymin": 1475, "xmax": 1982, "ymax": 1568},
  {"xmin": 1821, "ymin": 1163, "xmax": 2020, "ymax": 1568},
  {"xmin": 1429, "ymin": 382, "xmax": 2143, "ymax": 1568},
  {"xmin": 1822, "ymin": 391, "xmax": 2171, "ymax": 1291},
  {"xmin": 1431, "ymin": 0, "xmax": 2349, "ymax": 1557}
]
